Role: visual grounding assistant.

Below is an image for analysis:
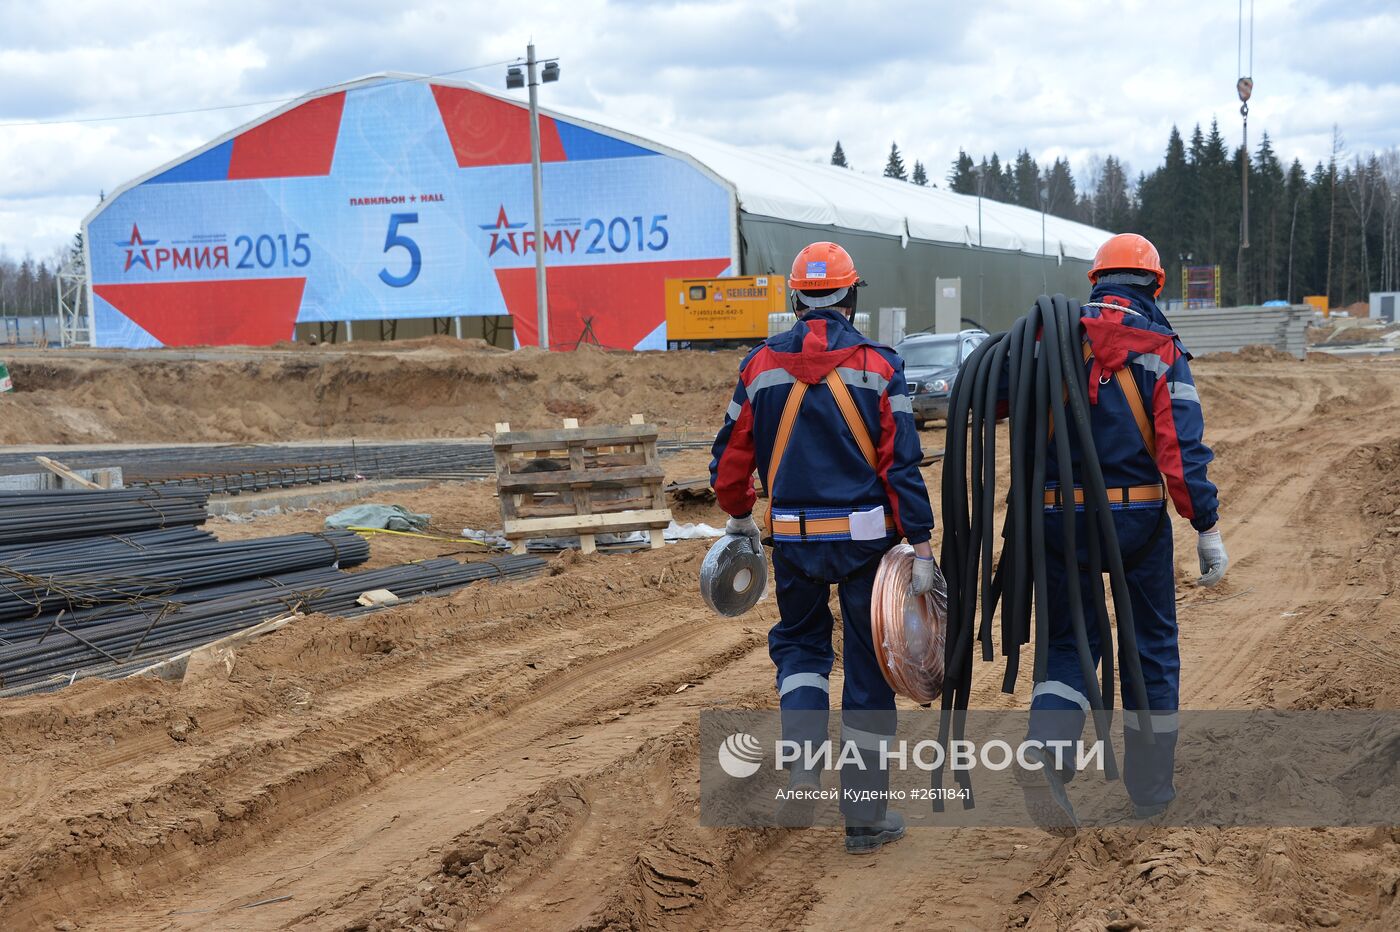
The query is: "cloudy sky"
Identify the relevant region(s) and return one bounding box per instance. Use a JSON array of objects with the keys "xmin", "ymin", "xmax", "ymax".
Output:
[{"xmin": 2, "ymin": 0, "xmax": 1397, "ymax": 260}]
